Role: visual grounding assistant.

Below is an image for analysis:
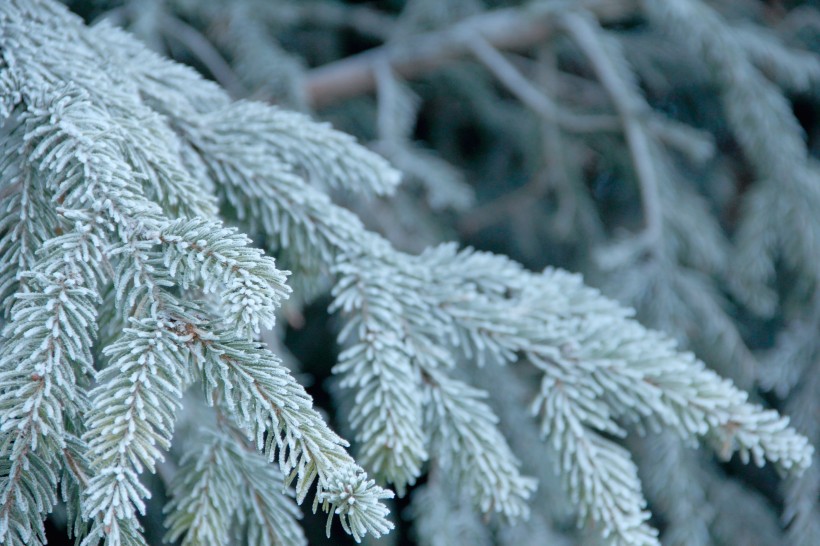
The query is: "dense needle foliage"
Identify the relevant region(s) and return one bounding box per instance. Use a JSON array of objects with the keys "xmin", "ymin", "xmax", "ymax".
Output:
[{"xmin": 1, "ymin": 0, "xmax": 818, "ymax": 545}]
